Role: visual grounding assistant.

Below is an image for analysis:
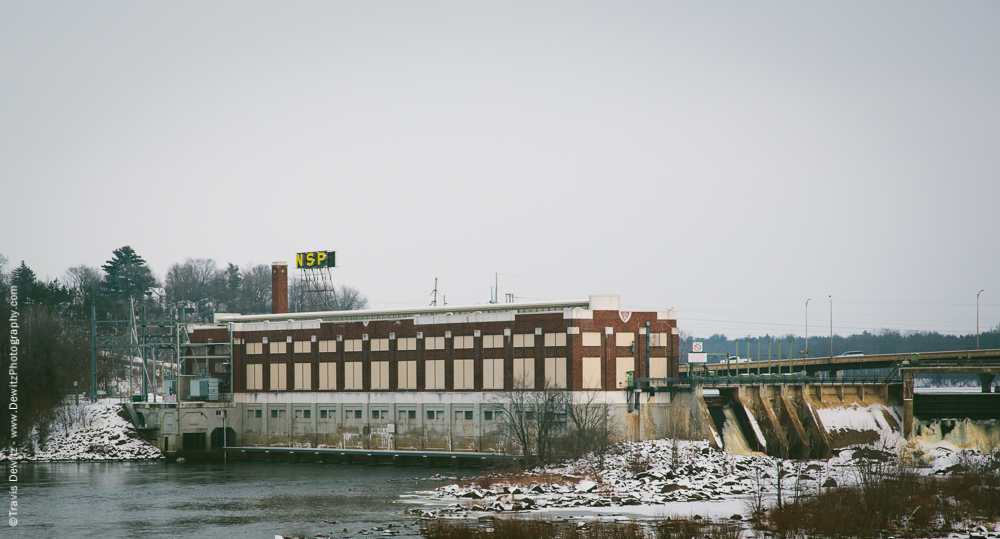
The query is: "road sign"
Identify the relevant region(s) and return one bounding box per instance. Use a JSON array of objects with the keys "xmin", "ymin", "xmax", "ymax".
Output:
[{"xmin": 692, "ymin": 342, "xmax": 703, "ymax": 352}]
